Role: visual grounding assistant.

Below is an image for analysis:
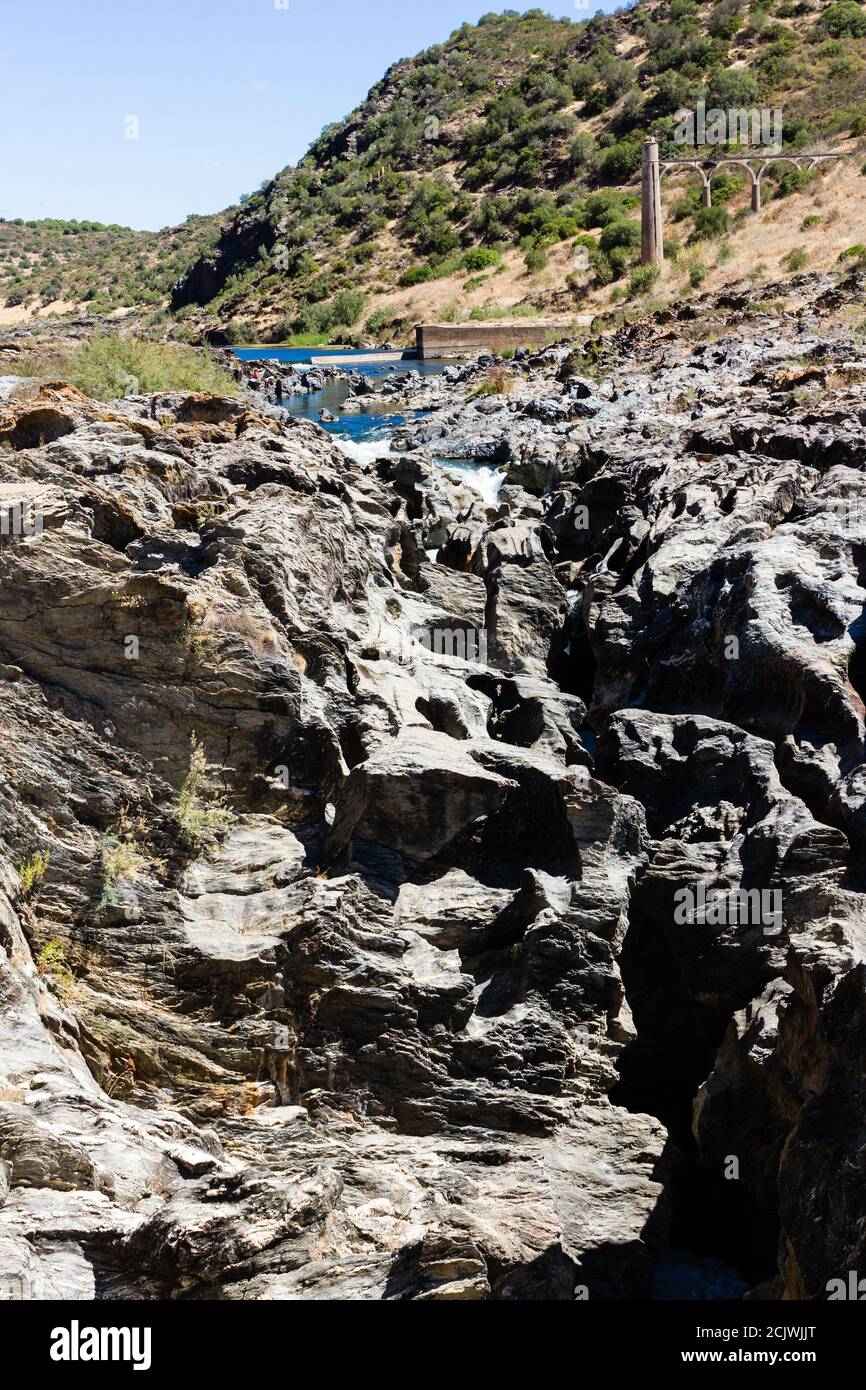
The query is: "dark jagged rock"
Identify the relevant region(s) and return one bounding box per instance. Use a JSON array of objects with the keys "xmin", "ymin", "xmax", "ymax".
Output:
[
  {"xmin": 0, "ymin": 379, "xmax": 665, "ymax": 1302},
  {"xmin": 2, "ymin": 271, "xmax": 866, "ymax": 1302}
]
